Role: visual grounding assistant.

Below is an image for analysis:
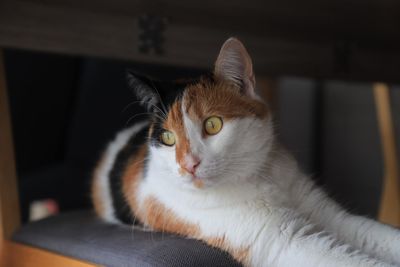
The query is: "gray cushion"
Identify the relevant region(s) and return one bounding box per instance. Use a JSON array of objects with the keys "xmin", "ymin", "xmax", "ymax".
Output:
[{"xmin": 13, "ymin": 210, "xmax": 242, "ymax": 267}]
